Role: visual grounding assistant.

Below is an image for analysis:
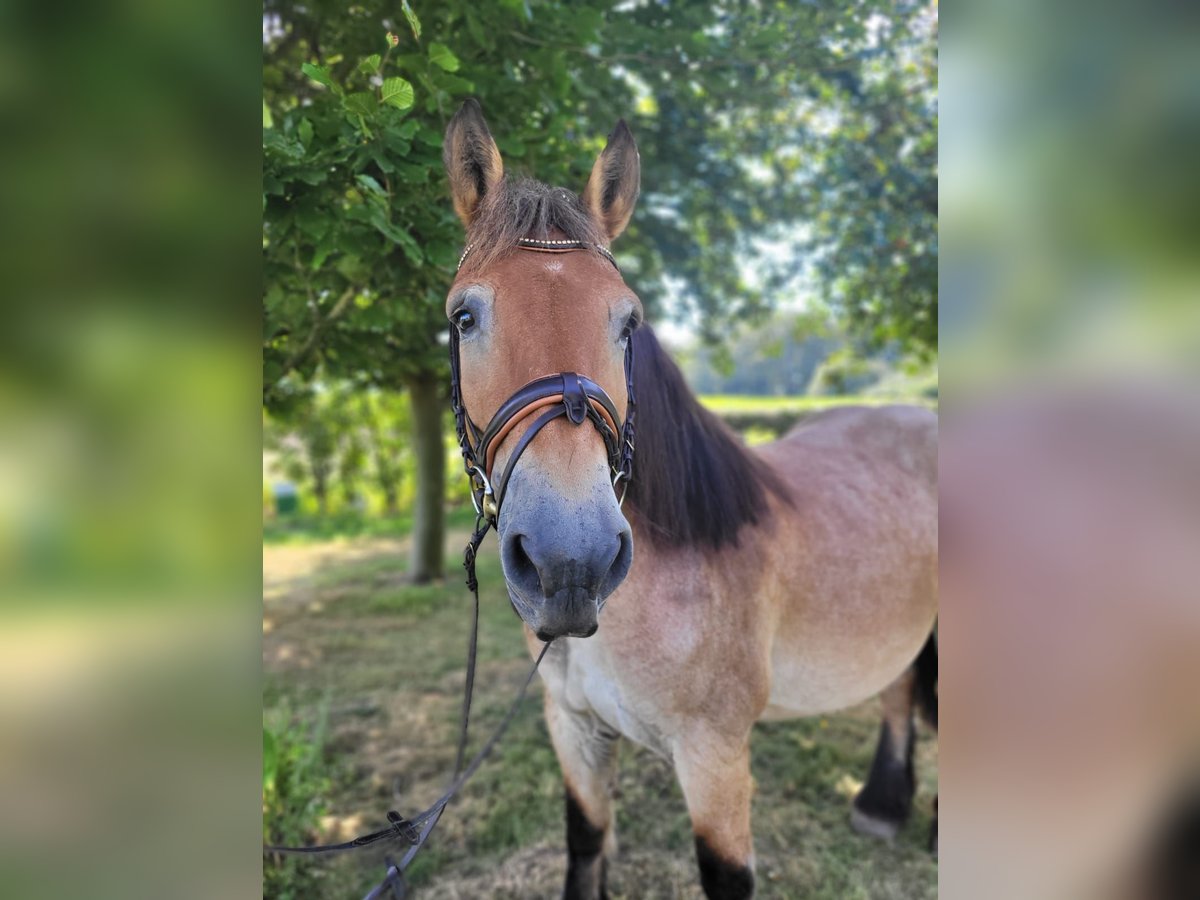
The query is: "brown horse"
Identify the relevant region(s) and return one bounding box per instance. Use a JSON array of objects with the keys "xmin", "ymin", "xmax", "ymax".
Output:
[{"xmin": 443, "ymin": 100, "xmax": 938, "ymax": 900}]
